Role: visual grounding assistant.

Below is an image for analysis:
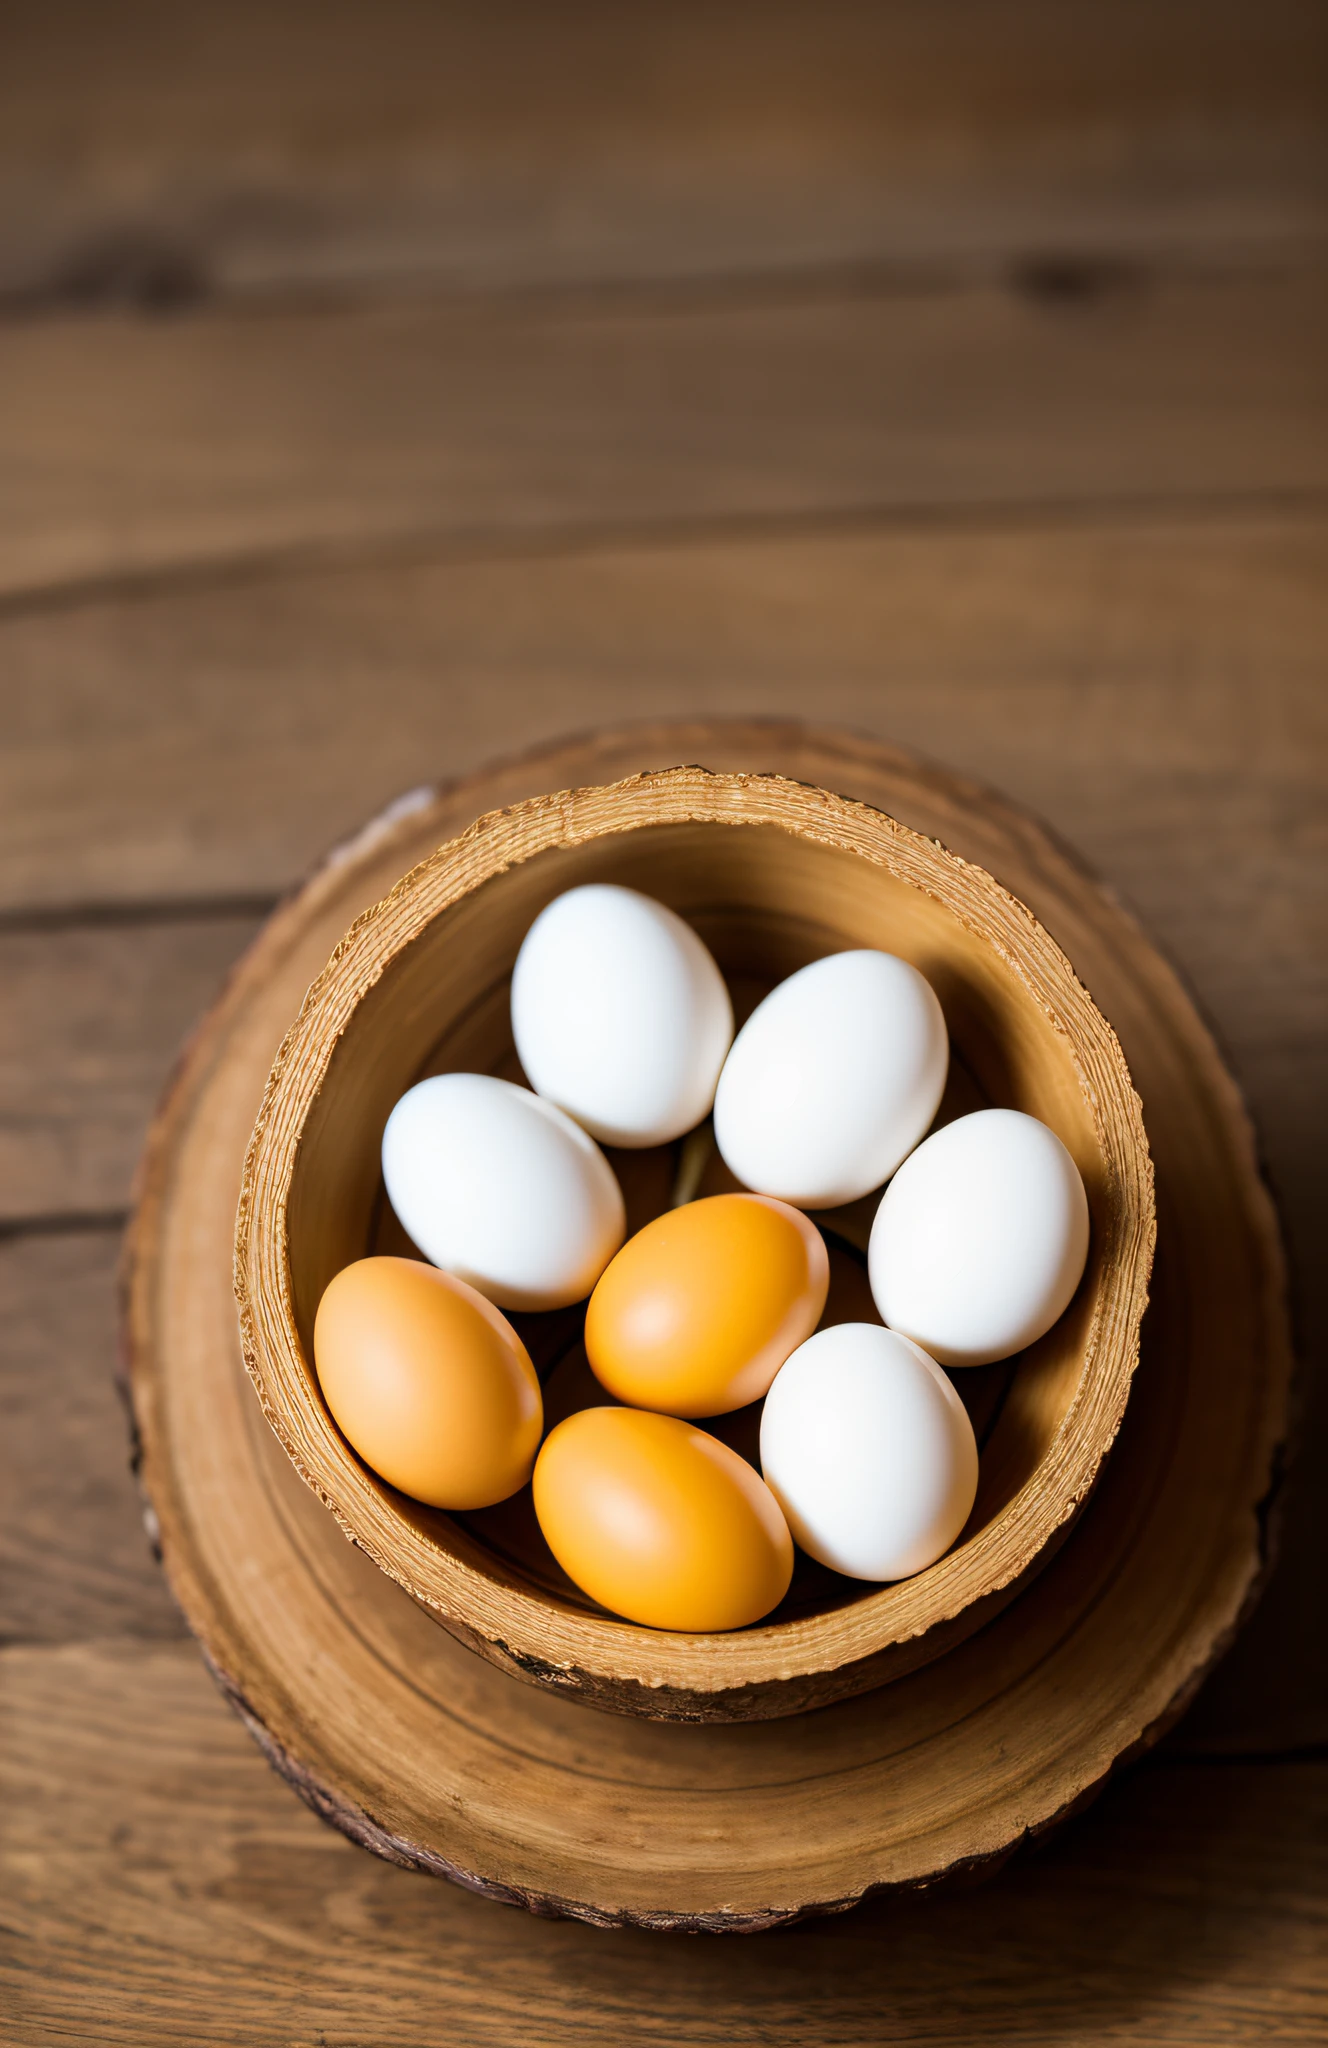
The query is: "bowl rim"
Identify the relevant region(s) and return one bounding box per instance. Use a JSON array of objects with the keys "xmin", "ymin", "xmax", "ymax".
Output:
[{"xmin": 234, "ymin": 765, "xmax": 1155, "ymax": 1705}]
